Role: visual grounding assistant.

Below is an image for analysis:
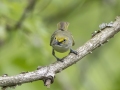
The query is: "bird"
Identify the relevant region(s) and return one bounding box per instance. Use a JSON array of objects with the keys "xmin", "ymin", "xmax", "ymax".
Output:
[{"xmin": 50, "ymin": 22, "xmax": 77, "ymax": 61}]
